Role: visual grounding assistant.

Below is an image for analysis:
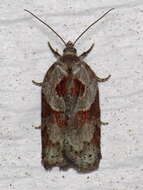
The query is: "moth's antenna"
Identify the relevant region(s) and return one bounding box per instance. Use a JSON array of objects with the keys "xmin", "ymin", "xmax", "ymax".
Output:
[
  {"xmin": 73, "ymin": 8, "xmax": 114, "ymax": 45},
  {"xmin": 24, "ymin": 9, "xmax": 66, "ymax": 45}
]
